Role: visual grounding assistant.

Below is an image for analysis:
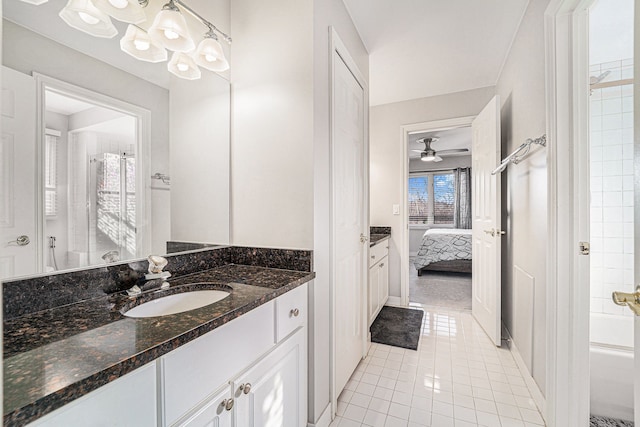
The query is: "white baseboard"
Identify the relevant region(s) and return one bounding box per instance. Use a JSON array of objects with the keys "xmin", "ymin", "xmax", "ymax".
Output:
[
  {"xmin": 503, "ymin": 328, "xmax": 547, "ymax": 422},
  {"xmin": 308, "ymin": 402, "xmax": 332, "ymax": 427},
  {"xmin": 385, "ymin": 296, "xmax": 403, "ymax": 306}
]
